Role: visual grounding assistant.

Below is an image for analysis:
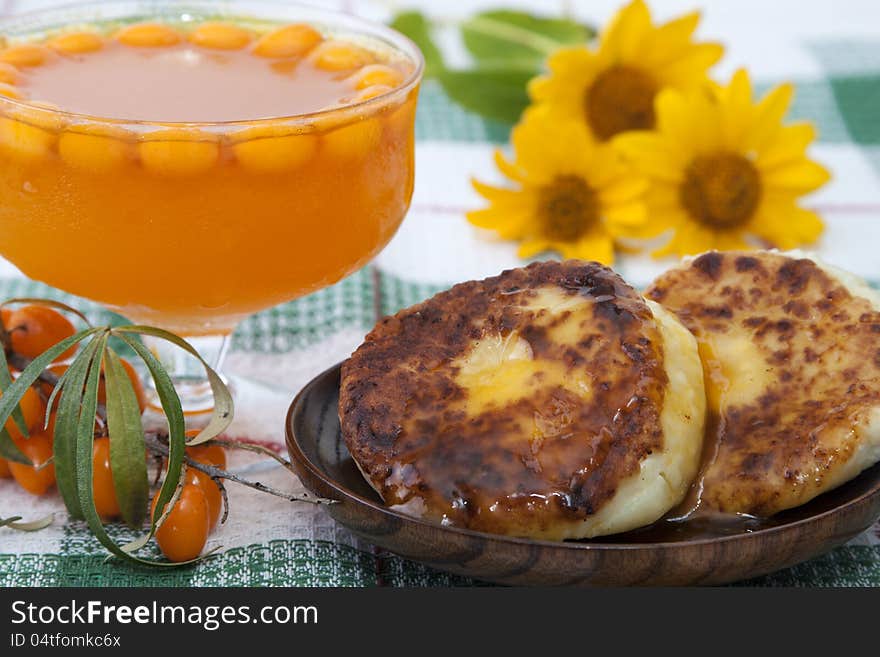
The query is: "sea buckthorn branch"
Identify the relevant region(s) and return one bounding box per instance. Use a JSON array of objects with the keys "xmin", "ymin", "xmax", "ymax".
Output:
[
  {"xmin": 0, "ymin": 298, "xmax": 334, "ymax": 567},
  {"xmin": 142, "ymin": 433, "xmax": 337, "ymax": 507},
  {"xmin": 210, "ymin": 436, "xmax": 302, "ymax": 477}
]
